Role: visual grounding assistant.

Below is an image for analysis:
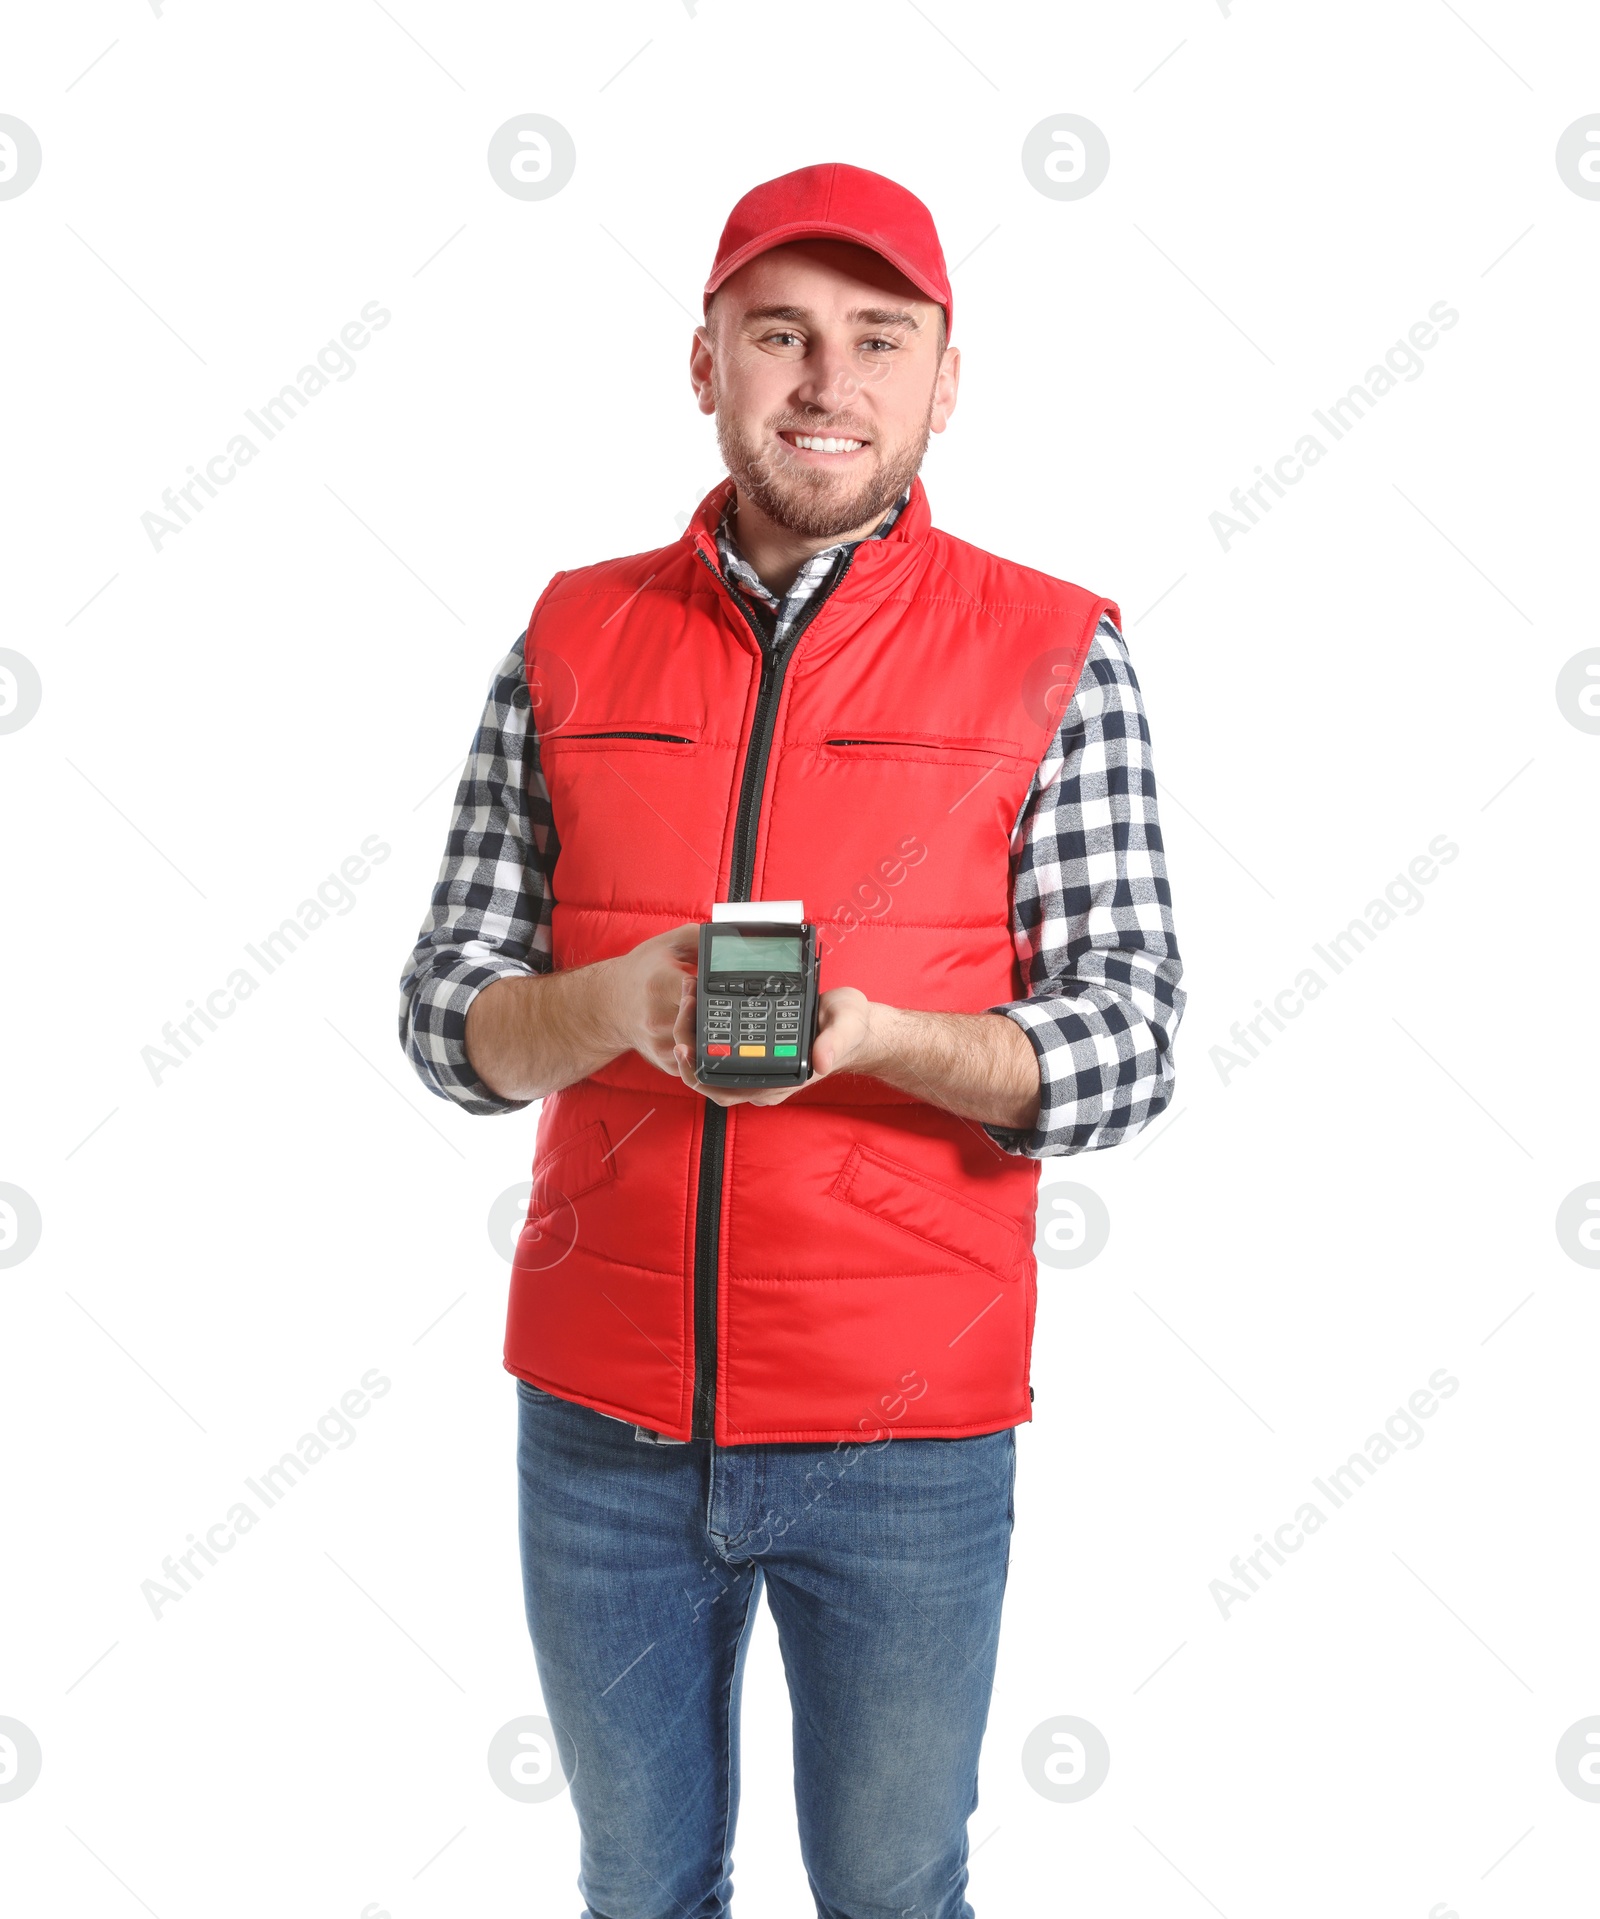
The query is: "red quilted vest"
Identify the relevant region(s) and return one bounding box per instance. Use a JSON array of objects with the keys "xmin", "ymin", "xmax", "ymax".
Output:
[{"xmin": 506, "ymin": 475, "xmax": 1117, "ymax": 1443}]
